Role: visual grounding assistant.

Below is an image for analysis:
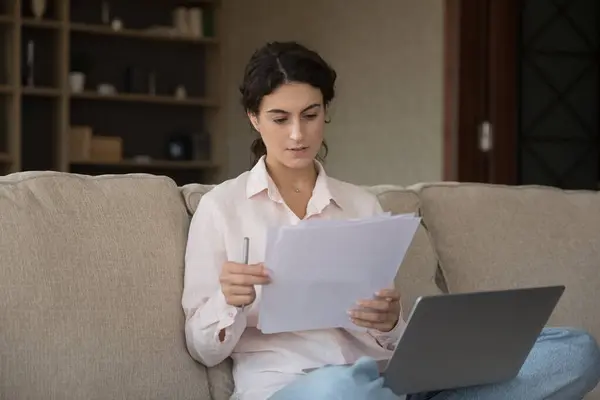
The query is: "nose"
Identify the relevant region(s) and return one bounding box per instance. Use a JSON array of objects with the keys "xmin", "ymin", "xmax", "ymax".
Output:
[{"xmin": 289, "ymin": 119, "xmax": 303, "ymax": 141}]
